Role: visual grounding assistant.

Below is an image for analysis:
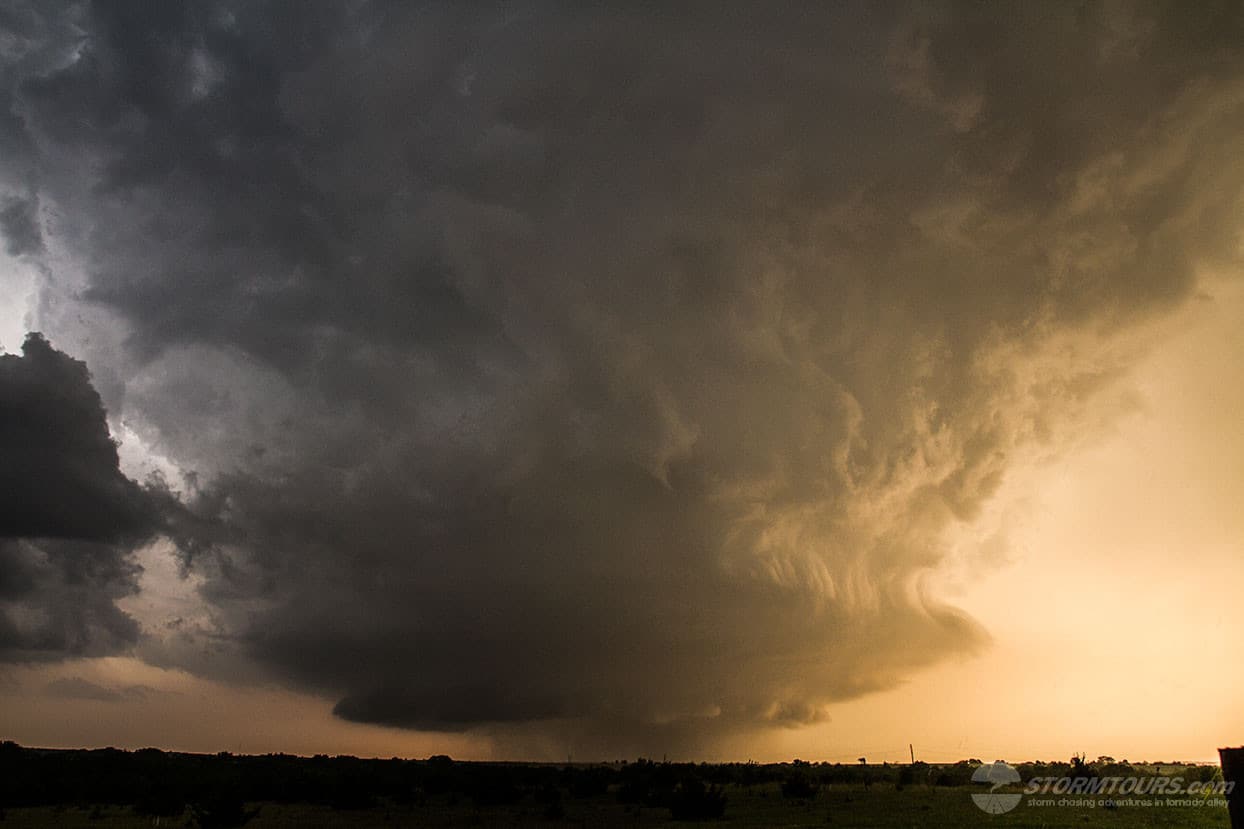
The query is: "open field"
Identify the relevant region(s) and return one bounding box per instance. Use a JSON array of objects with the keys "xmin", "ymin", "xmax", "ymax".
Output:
[{"xmin": 0, "ymin": 782, "xmax": 1230, "ymax": 828}]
